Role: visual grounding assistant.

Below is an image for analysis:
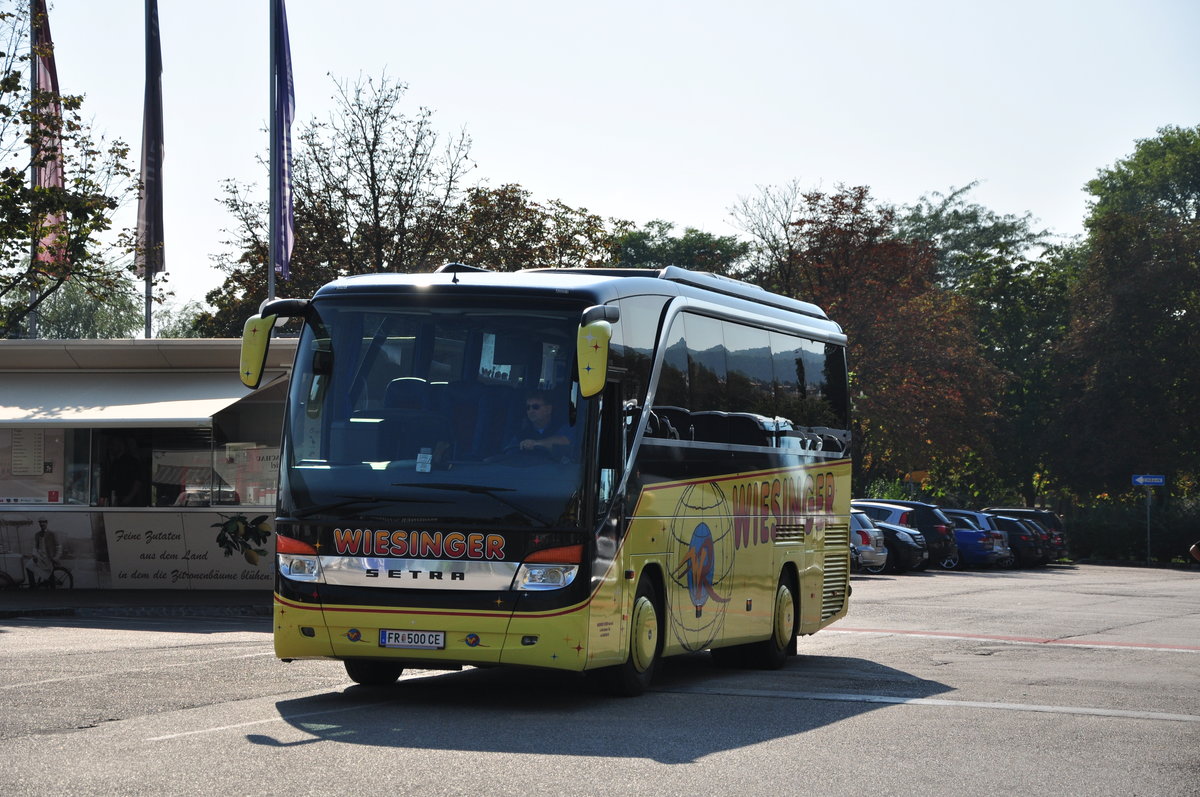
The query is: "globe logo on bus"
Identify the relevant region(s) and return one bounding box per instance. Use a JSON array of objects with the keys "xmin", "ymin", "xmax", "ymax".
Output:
[{"xmin": 667, "ymin": 481, "xmax": 734, "ymax": 652}]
